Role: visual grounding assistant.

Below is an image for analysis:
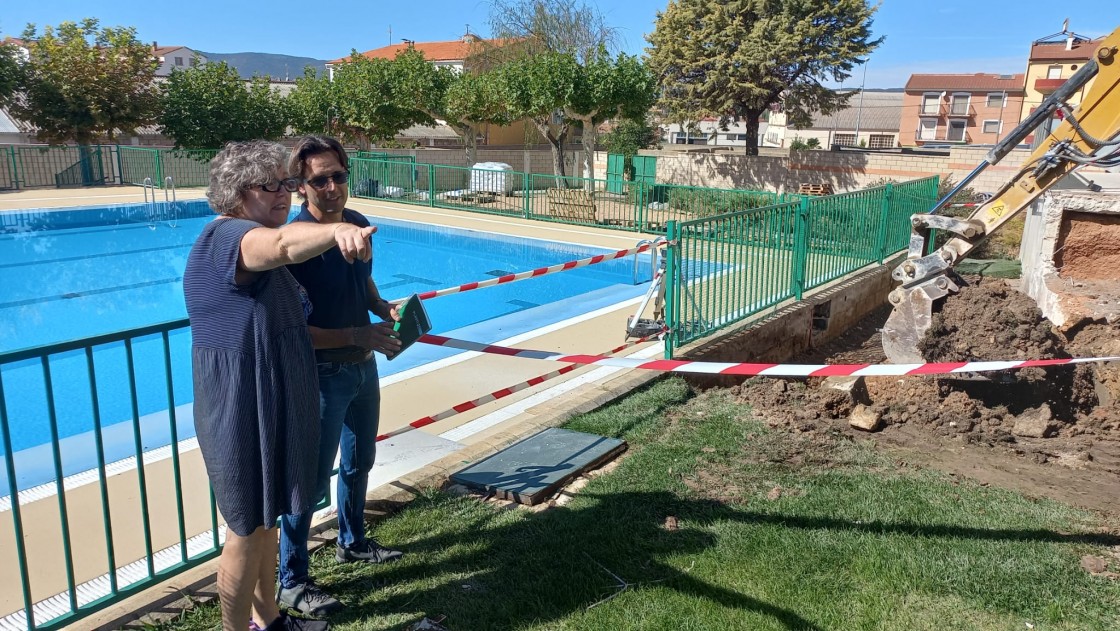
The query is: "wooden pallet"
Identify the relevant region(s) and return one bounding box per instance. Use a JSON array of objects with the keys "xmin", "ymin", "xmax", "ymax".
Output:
[
  {"xmin": 547, "ymin": 188, "xmax": 597, "ymax": 222},
  {"xmin": 797, "ymin": 183, "xmax": 834, "ymax": 196}
]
